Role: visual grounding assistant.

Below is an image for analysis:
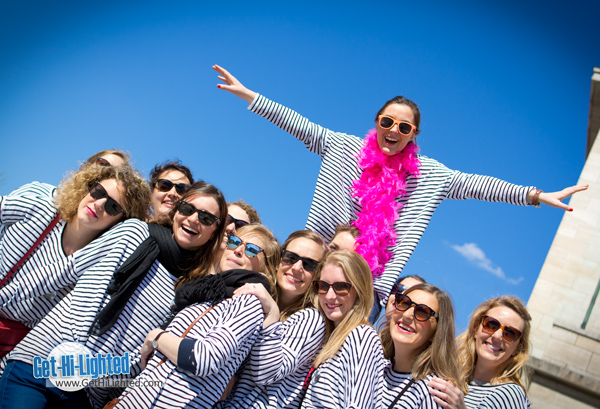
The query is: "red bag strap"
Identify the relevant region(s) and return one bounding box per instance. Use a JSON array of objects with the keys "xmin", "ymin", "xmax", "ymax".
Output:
[{"xmin": 0, "ymin": 214, "xmax": 62, "ymax": 288}]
